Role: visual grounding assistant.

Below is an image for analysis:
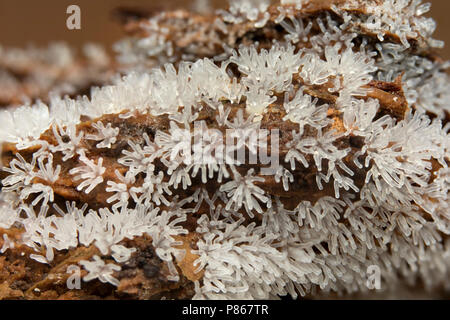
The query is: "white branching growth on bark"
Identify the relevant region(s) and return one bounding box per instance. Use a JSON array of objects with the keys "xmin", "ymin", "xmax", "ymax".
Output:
[{"xmin": 0, "ymin": 0, "xmax": 449, "ymax": 298}]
